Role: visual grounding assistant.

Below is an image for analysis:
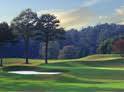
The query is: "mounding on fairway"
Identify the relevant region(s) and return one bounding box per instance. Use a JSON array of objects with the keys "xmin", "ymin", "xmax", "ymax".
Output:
[
  {"xmin": 0, "ymin": 54, "xmax": 124, "ymax": 92},
  {"xmin": 80, "ymin": 54, "xmax": 122, "ymax": 61}
]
